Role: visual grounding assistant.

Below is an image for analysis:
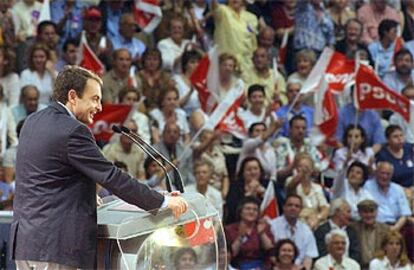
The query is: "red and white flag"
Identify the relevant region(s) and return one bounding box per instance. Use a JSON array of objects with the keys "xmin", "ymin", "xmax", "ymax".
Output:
[
  {"xmin": 260, "ymin": 181, "xmax": 279, "ymax": 219},
  {"xmin": 133, "ymin": 0, "xmax": 162, "ymax": 33},
  {"xmin": 355, "ymin": 64, "xmax": 410, "ymax": 122},
  {"xmin": 311, "ymin": 77, "xmax": 338, "ymax": 146},
  {"xmin": 77, "ymin": 31, "xmax": 105, "ymax": 76},
  {"xmin": 278, "ymin": 29, "xmax": 289, "ymax": 66},
  {"xmin": 190, "ymin": 46, "xmax": 220, "ymax": 114}
]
